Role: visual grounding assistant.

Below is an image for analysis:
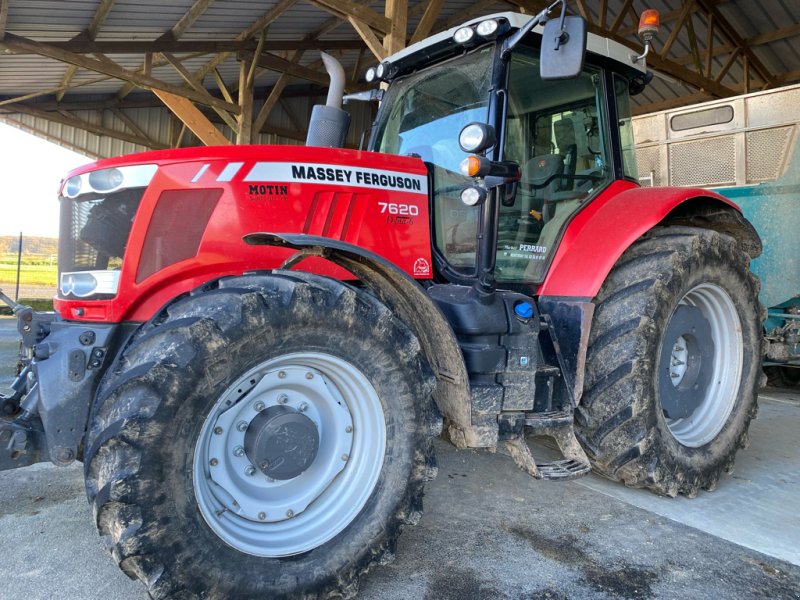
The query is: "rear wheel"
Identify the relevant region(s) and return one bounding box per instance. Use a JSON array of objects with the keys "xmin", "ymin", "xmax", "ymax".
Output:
[
  {"xmin": 575, "ymin": 227, "xmax": 762, "ymax": 496},
  {"xmin": 84, "ymin": 272, "xmax": 439, "ymax": 599}
]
